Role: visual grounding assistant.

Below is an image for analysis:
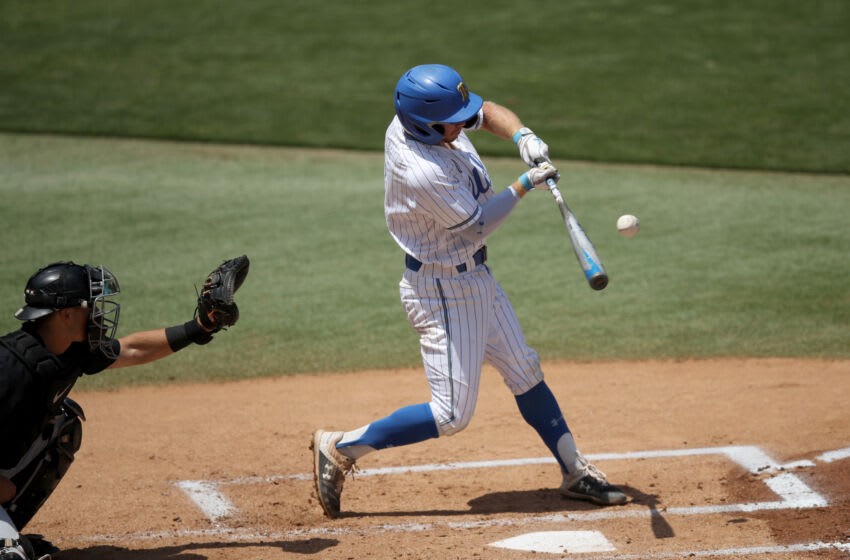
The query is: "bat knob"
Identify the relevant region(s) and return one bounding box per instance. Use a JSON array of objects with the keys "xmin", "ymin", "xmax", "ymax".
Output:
[{"xmin": 589, "ymin": 274, "xmax": 609, "ymax": 291}]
